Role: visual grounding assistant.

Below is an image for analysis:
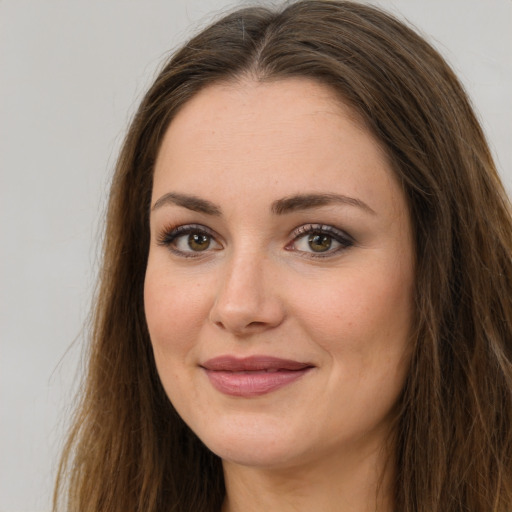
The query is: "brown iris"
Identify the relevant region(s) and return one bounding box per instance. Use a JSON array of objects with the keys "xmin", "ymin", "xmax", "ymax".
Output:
[
  {"xmin": 188, "ymin": 233, "xmax": 210, "ymax": 251},
  {"xmin": 308, "ymin": 234, "xmax": 332, "ymax": 252}
]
